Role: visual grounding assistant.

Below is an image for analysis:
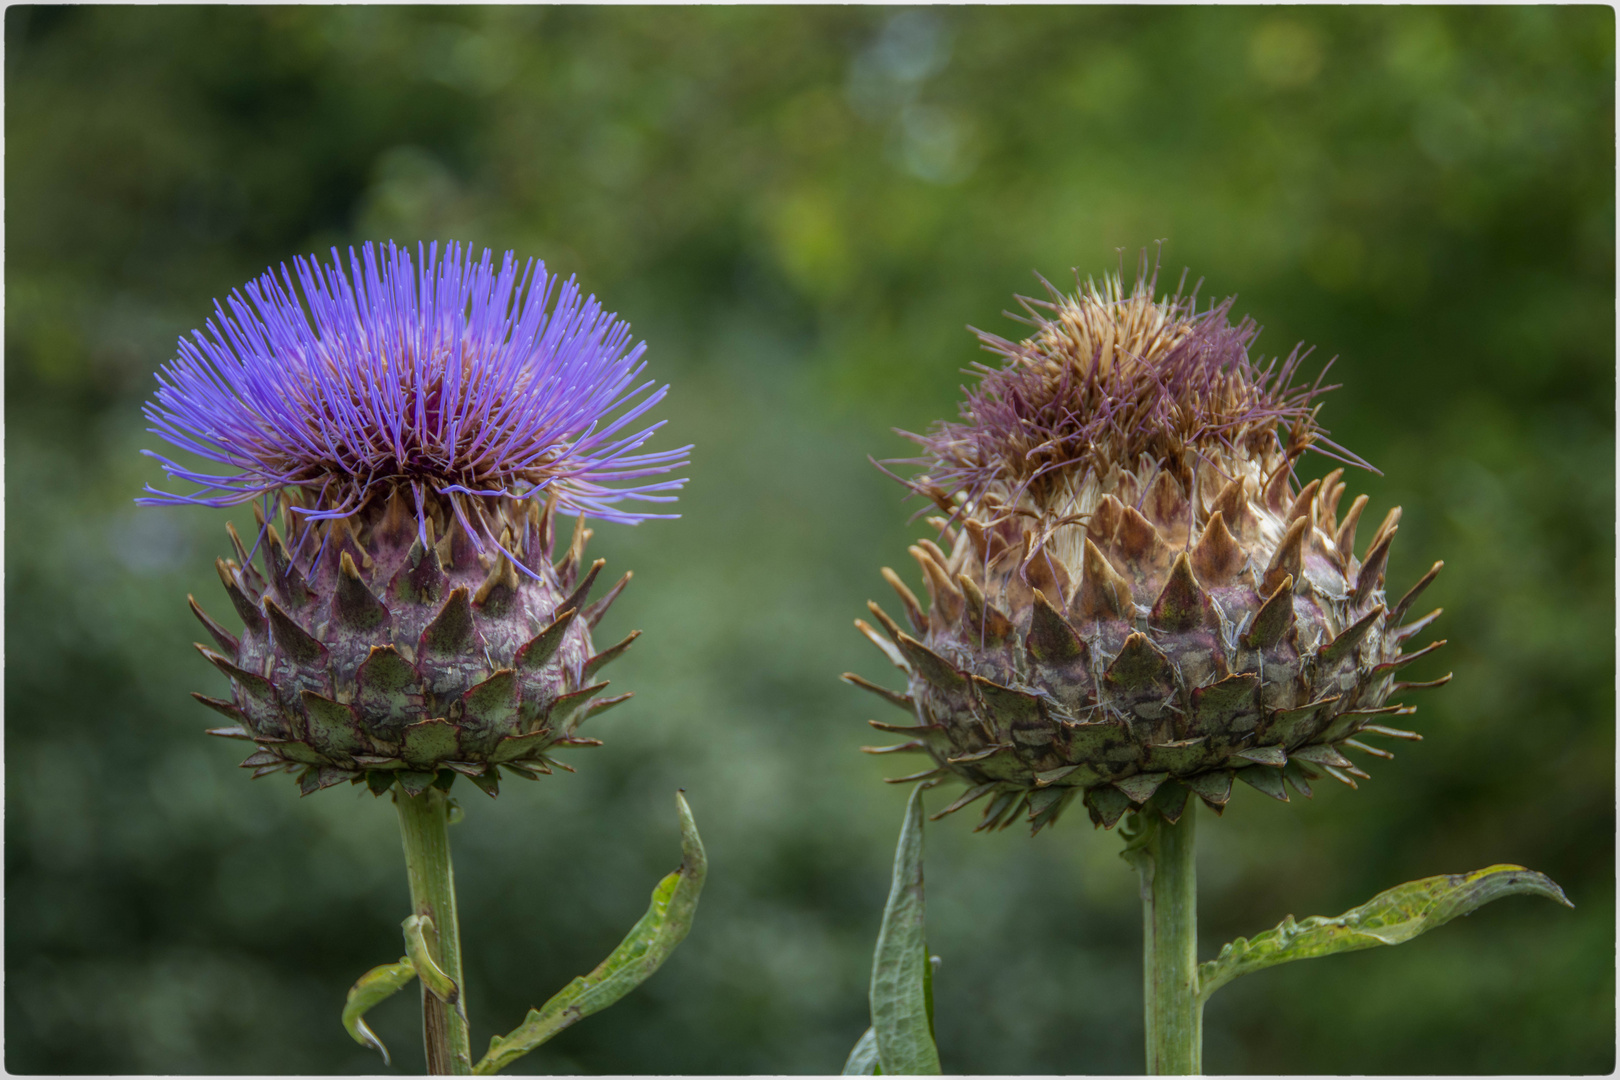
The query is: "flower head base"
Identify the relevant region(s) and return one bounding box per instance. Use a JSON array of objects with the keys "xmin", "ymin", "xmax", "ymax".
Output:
[
  {"xmin": 140, "ymin": 241, "xmax": 688, "ymax": 565},
  {"xmin": 853, "ymin": 259, "xmax": 1448, "ymax": 833}
]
